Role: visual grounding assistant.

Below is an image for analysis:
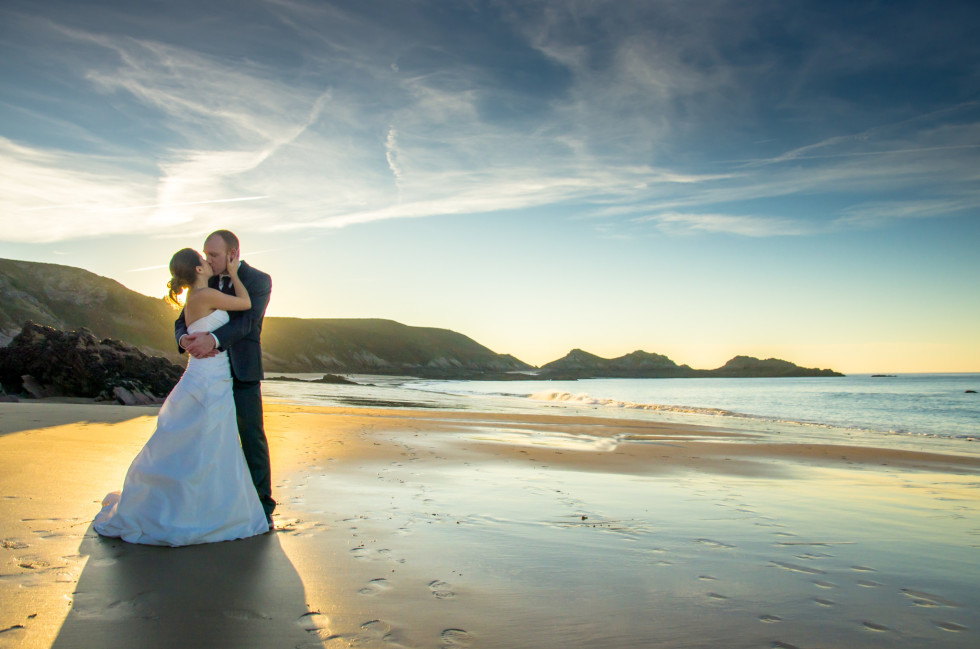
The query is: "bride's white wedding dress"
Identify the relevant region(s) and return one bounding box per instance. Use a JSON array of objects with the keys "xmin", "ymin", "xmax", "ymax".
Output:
[{"xmin": 94, "ymin": 310, "xmax": 269, "ymax": 546}]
